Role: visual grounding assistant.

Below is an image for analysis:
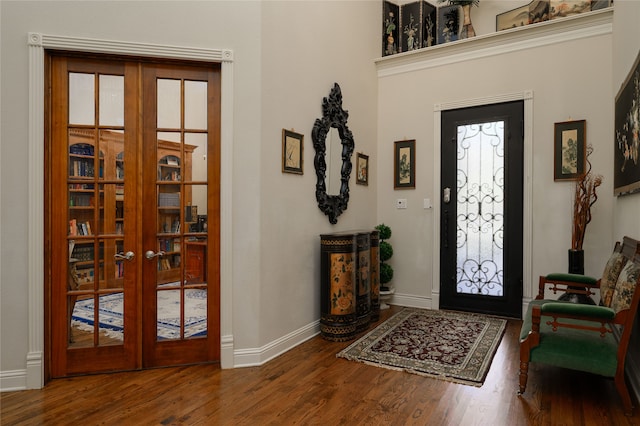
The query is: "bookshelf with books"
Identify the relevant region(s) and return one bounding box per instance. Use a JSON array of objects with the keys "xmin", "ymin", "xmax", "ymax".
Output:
[
  {"xmin": 156, "ymin": 141, "xmax": 195, "ymax": 284},
  {"xmin": 67, "ymin": 129, "xmax": 126, "ymax": 290}
]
